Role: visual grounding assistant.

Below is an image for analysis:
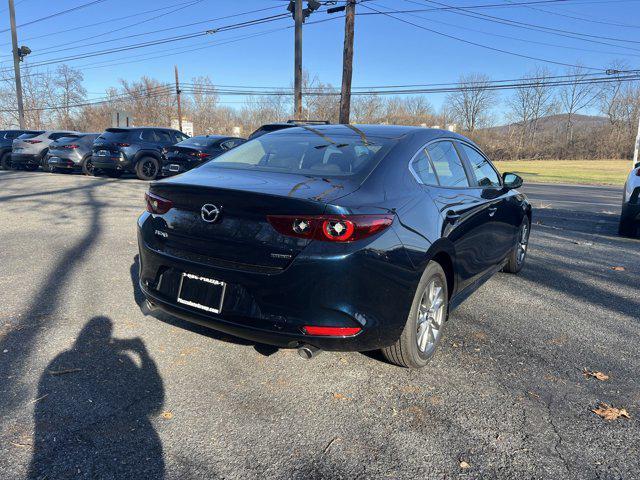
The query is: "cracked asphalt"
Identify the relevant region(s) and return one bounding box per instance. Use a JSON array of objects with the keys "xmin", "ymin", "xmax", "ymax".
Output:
[{"xmin": 0, "ymin": 170, "xmax": 638, "ymax": 479}]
